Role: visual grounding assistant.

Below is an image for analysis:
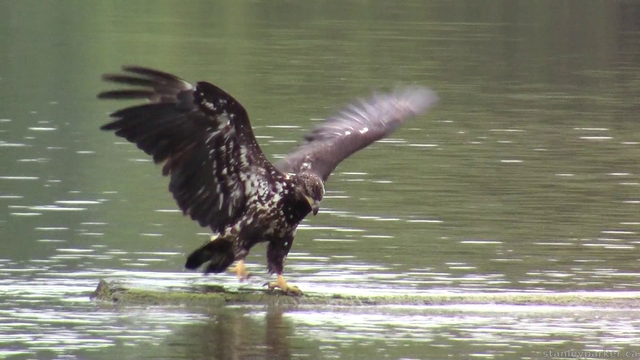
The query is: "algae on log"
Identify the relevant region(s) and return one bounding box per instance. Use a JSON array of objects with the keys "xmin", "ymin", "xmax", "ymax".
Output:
[{"xmin": 91, "ymin": 279, "xmax": 640, "ymax": 308}]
